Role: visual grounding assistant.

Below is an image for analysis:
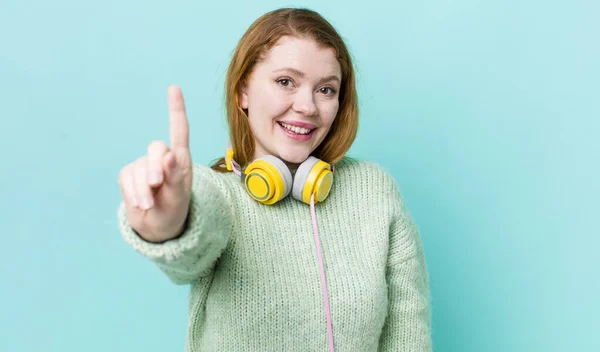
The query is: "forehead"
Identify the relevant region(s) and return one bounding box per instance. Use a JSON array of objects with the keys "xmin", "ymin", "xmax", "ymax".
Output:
[{"xmin": 257, "ymin": 36, "xmax": 341, "ymax": 78}]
